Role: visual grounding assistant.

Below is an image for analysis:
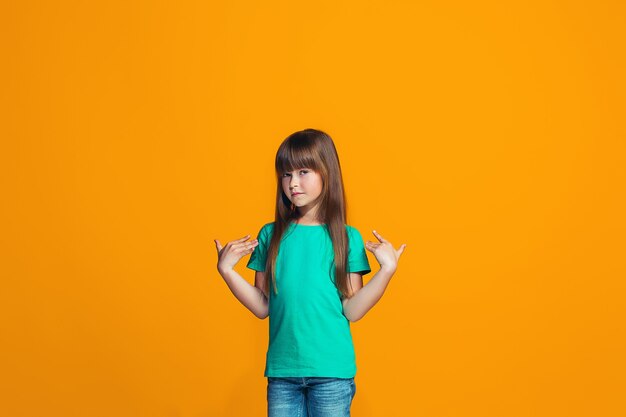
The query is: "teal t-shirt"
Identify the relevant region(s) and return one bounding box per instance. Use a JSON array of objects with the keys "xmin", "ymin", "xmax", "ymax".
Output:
[{"xmin": 246, "ymin": 221, "xmax": 371, "ymax": 378}]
